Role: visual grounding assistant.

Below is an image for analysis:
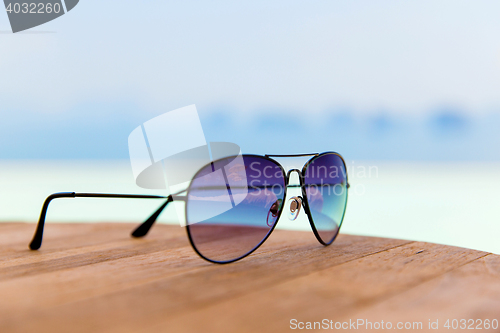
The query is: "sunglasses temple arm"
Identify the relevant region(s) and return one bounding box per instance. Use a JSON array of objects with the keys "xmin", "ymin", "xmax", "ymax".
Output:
[
  {"xmin": 29, "ymin": 192, "xmax": 168, "ymax": 250},
  {"xmin": 130, "ymin": 196, "xmax": 172, "ymax": 237},
  {"xmin": 131, "ymin": 189, "xmax": 187, "ymax": 238}
]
